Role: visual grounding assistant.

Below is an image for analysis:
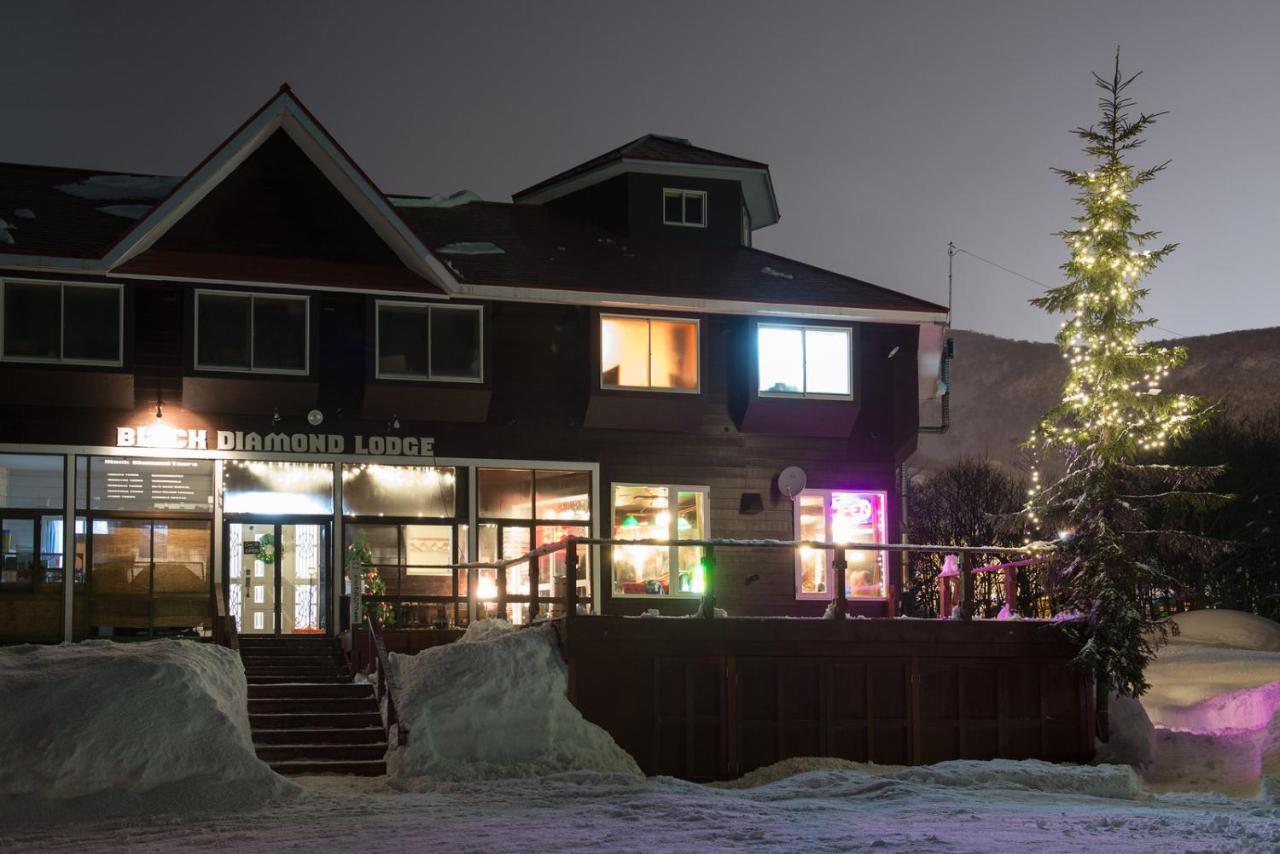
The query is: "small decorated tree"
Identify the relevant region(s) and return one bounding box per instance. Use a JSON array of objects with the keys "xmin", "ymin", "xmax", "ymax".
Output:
[
  {"xmin": 1026, "ymin": 52, "xmax": 1223, "ymax": 698},
  {"xmin": 346, "ymin": 533, "xmax": 395, "ymax": 627}
]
